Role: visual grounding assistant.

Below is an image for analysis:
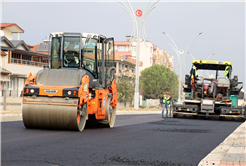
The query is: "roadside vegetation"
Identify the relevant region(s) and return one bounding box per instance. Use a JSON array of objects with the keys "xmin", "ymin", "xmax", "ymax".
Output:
[
  {"xmin": 116, "ymin": 75, "xmax": 134, "ymax": 103},
  {"xmin": 140, "ymin": 64, "xmax": 179, "ymax": 100}
]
